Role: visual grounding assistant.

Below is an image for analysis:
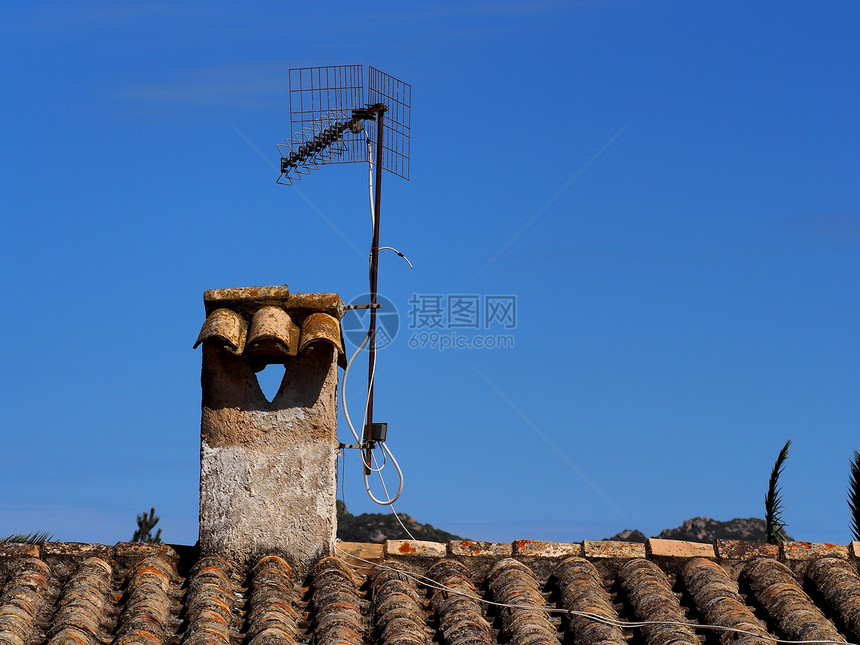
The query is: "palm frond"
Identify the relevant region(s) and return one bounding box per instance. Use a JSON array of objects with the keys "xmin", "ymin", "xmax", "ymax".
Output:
[
  {"xmin": 2, "ymin": 532, "xmax": 53, "ymax": 544},
  {"xmin": 849, "ymin": 451, "xmax": 860, "ymax": 541},
  {"xmin": 765, "ymin": 439, "xmax": 791, "ymax": 544}
]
